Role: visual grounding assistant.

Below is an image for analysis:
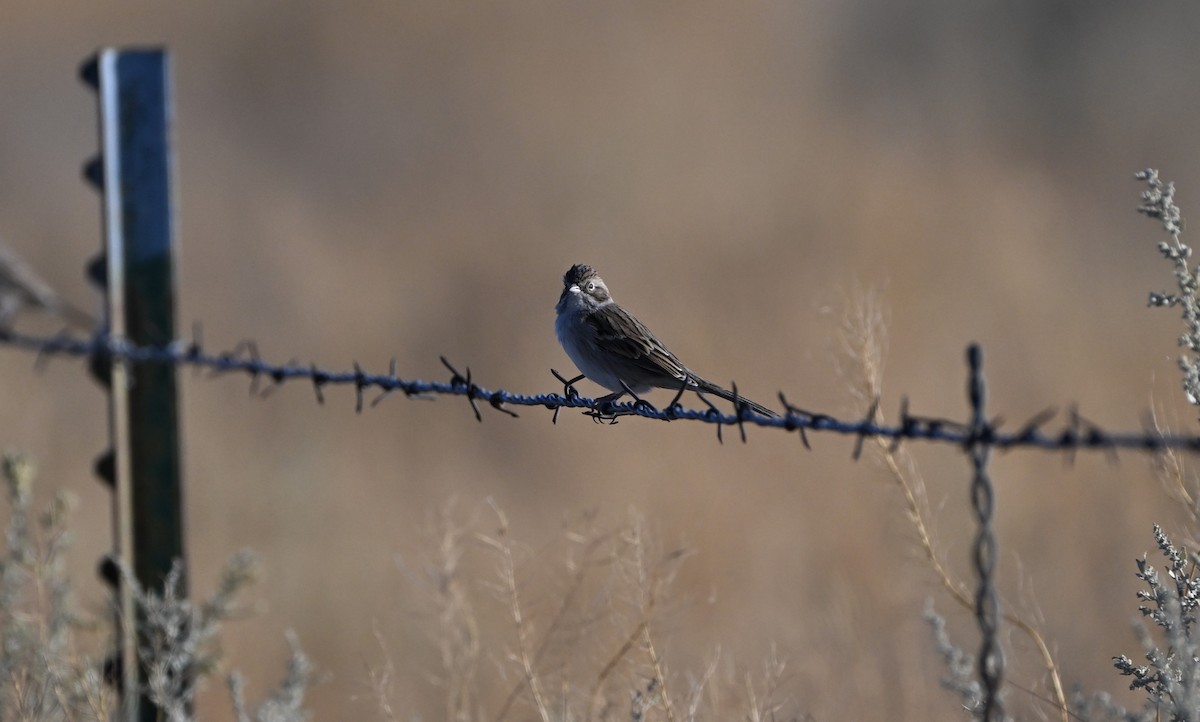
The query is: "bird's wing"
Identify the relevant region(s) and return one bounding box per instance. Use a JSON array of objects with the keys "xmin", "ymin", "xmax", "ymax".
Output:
[
  {"xmin": 584, "ymin": 304, "xmax": 692, "ymax": 385},
  {"xmin": 584, "ymin": 303, "xmax": 778, "ymax": 415}
]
